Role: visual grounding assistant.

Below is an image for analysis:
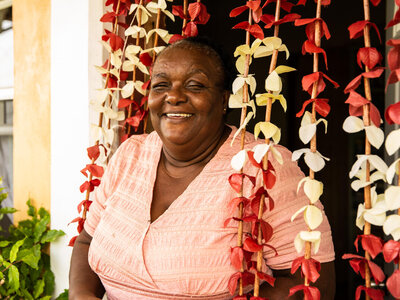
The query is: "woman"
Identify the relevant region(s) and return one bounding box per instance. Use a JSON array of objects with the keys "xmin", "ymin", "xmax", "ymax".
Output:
[{"xmin": 69, "ymin": 37, "xmax": 335, "ymax": 299}]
